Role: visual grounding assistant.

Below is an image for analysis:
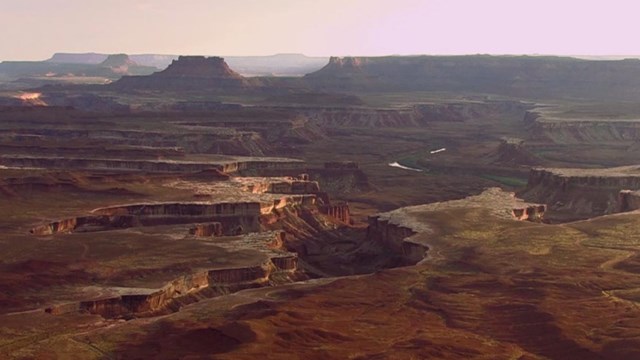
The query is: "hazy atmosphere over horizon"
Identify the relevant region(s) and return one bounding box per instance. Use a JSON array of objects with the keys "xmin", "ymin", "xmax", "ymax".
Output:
[{"xmin": 2, "ymin": 0, "xmax": 639, "ymax": 60}]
